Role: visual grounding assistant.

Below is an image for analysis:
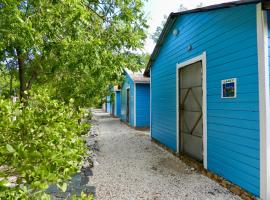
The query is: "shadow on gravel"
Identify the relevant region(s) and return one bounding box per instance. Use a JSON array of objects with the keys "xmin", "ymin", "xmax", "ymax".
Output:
[{"xmin": 46, "ymin": 171, "xmax": 96, "ymax": 200}]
